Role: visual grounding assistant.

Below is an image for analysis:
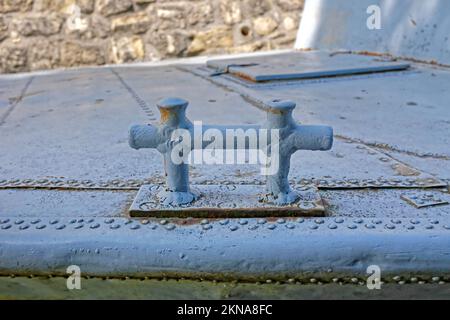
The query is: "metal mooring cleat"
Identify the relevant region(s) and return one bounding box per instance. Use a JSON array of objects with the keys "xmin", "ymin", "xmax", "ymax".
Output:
[{"xmin": 129, "ymin": 97, "xmax": 333, "ymax": 207}]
